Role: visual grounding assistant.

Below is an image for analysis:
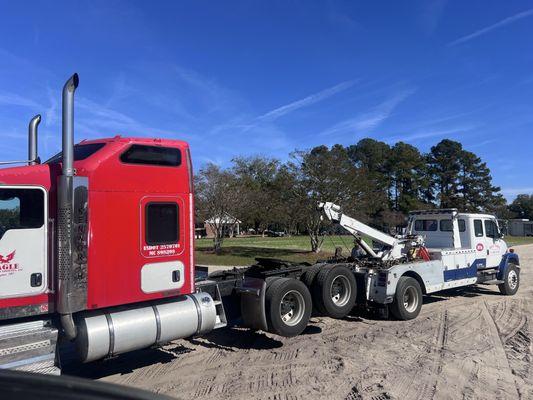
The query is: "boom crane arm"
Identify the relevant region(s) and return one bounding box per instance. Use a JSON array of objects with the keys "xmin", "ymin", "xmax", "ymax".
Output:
[{"xmin": 318, "ymin": 202, "xmax": 402, "ymax": 260}]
